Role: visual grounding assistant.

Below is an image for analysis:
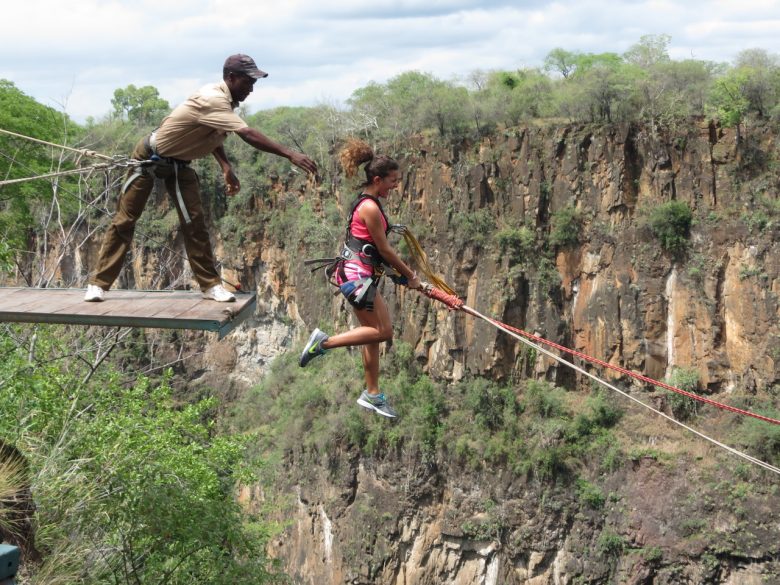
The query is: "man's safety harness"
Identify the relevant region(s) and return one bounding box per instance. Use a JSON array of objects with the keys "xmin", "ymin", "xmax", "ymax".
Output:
[{"xmin": 120, "ymin": 131, "xmax": 193, "ymax": 224}]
